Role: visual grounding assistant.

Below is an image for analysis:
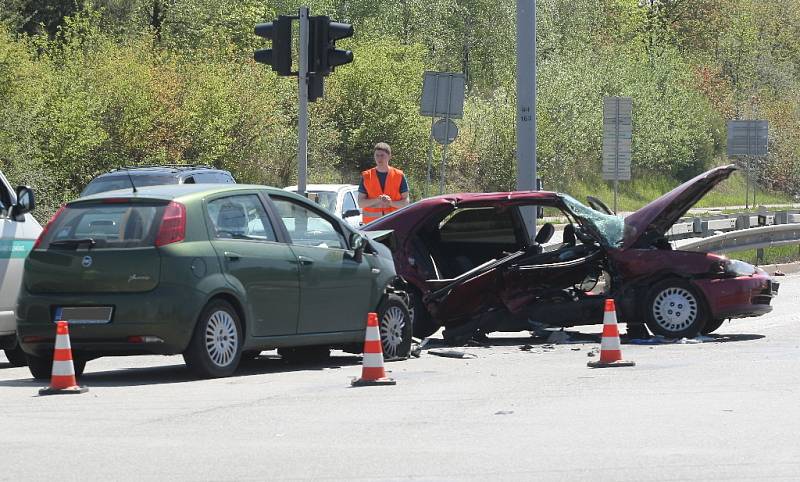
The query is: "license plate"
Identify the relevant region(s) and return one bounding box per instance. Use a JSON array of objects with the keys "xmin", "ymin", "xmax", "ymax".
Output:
[{"xmin": 54, "ymin": 306, "xmax": 113, "ymax": 324}]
